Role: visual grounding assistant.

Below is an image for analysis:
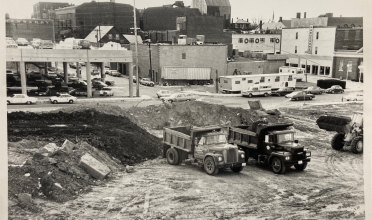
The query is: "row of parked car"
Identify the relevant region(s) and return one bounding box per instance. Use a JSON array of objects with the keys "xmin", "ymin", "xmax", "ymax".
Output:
[
  {"xmin": 6, "ymin": 37, "xmax": 54, "ymax": 49},
  {"xmin": 241, "ymin": 85, "xmax": 350, "ymax": 101},
  {"xmin": 6, "ymin": 93, "xmax": 78, "ymax": 105}
]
